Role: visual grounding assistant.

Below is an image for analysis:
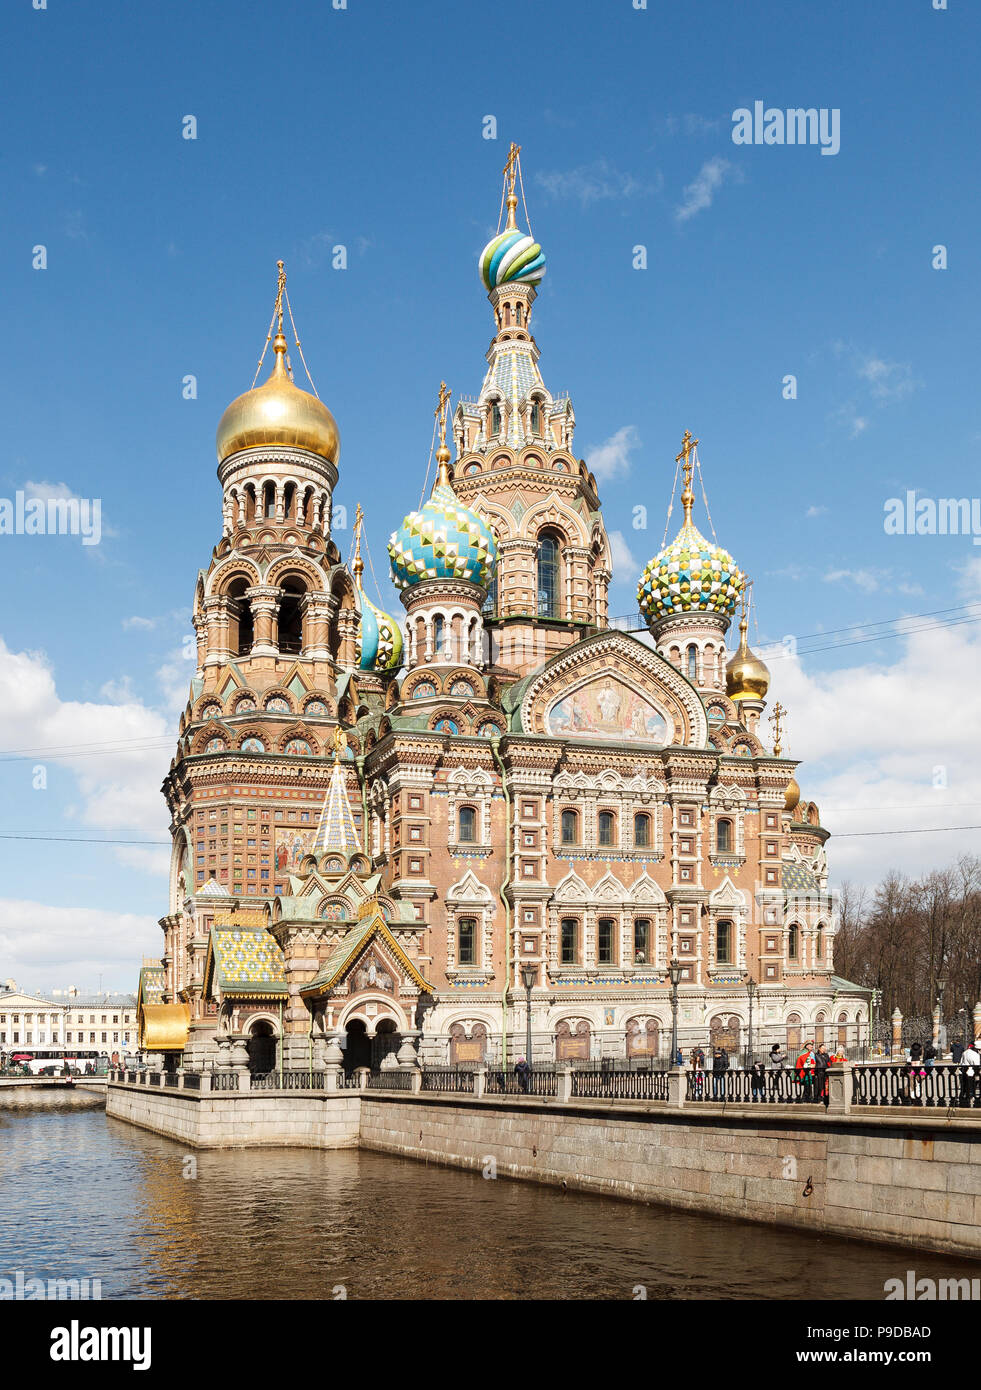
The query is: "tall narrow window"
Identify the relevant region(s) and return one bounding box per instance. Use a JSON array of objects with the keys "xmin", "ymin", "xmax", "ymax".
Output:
[
  {"xmin": 530, "ymin": 401, "xmax": 542, "ymax": 434},
  {"xmin": 560, "ymin": 919, "xmax": 578, "ymax": 965},
  {"xmin": 263, "ymin": 482, "xmax": 276, "ymax": 519},
  {"xmin": 686, "ymin": 644, "xmax": 698, "ymax": 681},
  {"xmin": 560, "ymin": 809, "xmax": 579, "ymax": 845},
  {"xmin": 716, "ymin": 818, "xmax": 732, "ymax": 853},
  {"xmin": 634, "ymin": 919, "xmax": 650, "ymax": 963},
  {"xmin": 537, "ymin": 533, "xmax": 560, "ymax": 618},
  {"xmin": 458, "ymin": 917, "xmax": 476, "ymax": 966},
  {"xmin": 788, "ymin": 924, "xmax": 799, "ymax": 960},
  {"xmin": 458, "ymin": 806, "xmax": 476, "ymax": 843},
  {"xmin": 598, "ymin": 811, "xmax": 616, "ymax": 847},
  {"xmin": 482, "ymin": 574, "xmax": 498, "ymax": 618},
  {"xmin": 634, "ymin": 813, "xmax": 651, "ymax": 848},
  {"xmin": 598, "ymin": 918, "xmax": 615, "ymax": 964},
  {"xmin": 716, "ymin": 920, "xmax": 732, "ymax": 964},
  {"xmin": 432, "ymin": 615, "xmax": 445, "ymax": 658},
  {"xmin": 490, "ymin": 402, "xmax": 502, "ymax": 436},
  {"xmin": 815, "ymin": 926, "xmax": 823, "ymax": 961}
]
